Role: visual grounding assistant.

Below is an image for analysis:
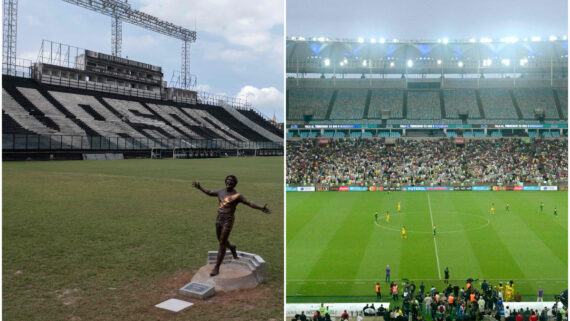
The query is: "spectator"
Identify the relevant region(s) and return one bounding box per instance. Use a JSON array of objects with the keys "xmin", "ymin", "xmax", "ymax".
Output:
[{"xmin": 341, "ymin": 310, "xmax": 349, "ymax": 320}]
